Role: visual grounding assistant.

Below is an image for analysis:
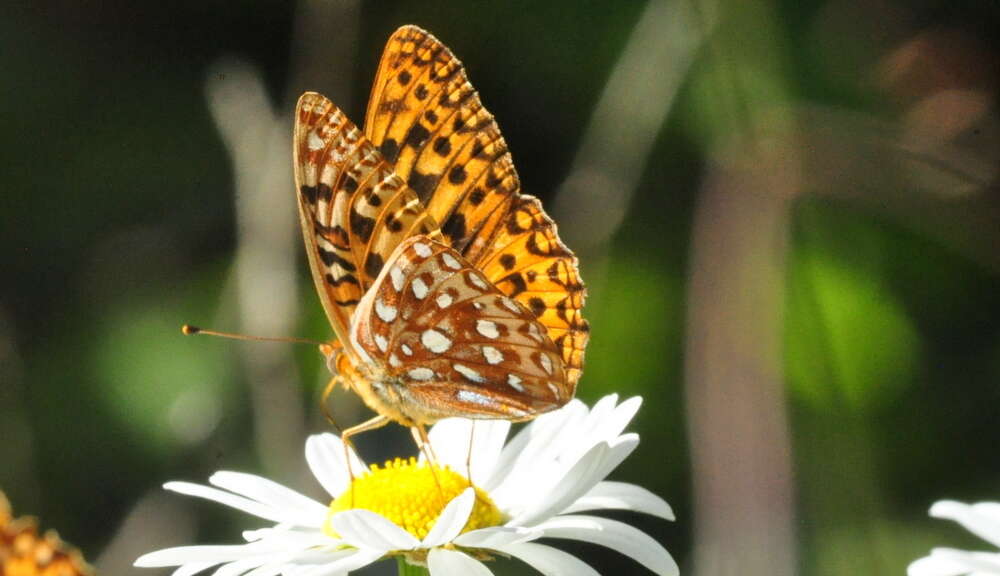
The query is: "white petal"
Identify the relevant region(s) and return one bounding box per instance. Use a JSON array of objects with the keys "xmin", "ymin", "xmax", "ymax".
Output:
[
  {"xmin": 163, "ymin": 482, "xmax": 315, "ymax": 527},
  {"xmin": 137, "ymin": 543, "xmax": 280, "ymax": 567},
  {"xmin": 509, "ymin": 440, "xmax": 620, "ymax": 527},
  {"xmin": 329, "ymin": 509, "xmax": 419, "ymax": 551},
  {"xmin": 496, "ymin": 542, "xmax": 600, "ymax": 576},
  {"xmin": 210, "ymin": 471, "xmax": 328, "ymax": 525},
  {"xmin": 212, "ymin": 557, "xmax": 273, "ymax": 576},
  {"xmin": 423, "ymin": 488, "xmax": 475, "ymax": 547},
  {"xmin": 453, "ymin": 526, "xmax": 543, "ymax": 548},
  {"xmin": 909, "ymin": 548, "xmax": 1000, "ymax": 576},
  {"xmin": 536, "ymin": 515, "xmax": 678, "ymax": 576},
  {"xmin": 171, "ymin": 563, "xmax": 216, "ymax": 576},
  {"xmin": 593, "ymin": 435, "xmax": 641, "ymax": 485},
  {"xmin": 601, "ymin": 396, "xmax": 642, "ymax": 442},
  {"xmin": 426, "ymin": 419, "xmax": 512, "ymax": 485},
  {"xmin": 427, "ymin": 548, "xmax": 494, "ymax": 576},
  {"xmin": 931, "ymin": 501, "xmax": 1000, "ymax": 549},
  {"xmin": 561, "ymin": 481, "xmax": 674, "ymax": 520},
  {"xmin": 481, "ymin": 399, "xmax": 587, "ymax": 490},
  {"xmin": 294, "ymin": 549, "xmax": 384, "ymax": 576},
  {"xmin": 306, "ymin": 433, "xmax": 366, "ymax": 498}
]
